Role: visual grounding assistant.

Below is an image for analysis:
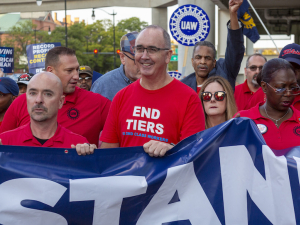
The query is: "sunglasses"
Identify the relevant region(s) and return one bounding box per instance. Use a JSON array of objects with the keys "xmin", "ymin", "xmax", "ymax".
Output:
[
  {"xmin": 247, "ymin": 65, "xmax": 263, "ymax": 72},
  {"xmin": 201, "ymin": 91, "xmax": 226, "ymax": 101}
]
